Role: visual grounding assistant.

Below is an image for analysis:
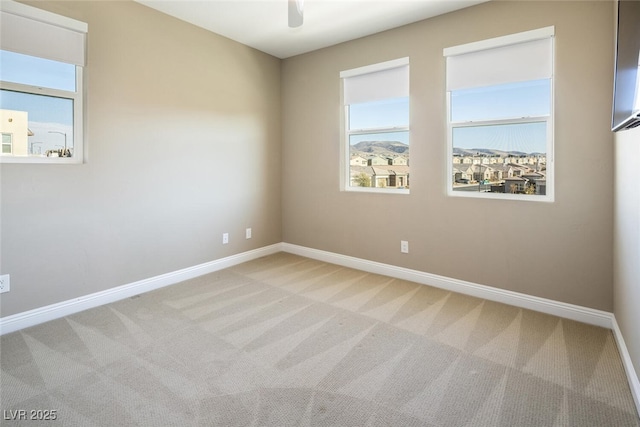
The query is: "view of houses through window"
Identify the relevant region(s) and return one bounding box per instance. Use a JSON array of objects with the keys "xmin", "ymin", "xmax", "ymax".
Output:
[
  {"xmin": 0, "ymin": 1, "xmax": 86, "ymax": 163},
  {"xmin": 451, "ymin": 119, "xmax": 549, "ymax": 195},
  {"xmin": 349, "ymin": 134, "xmax": 410, "ymax": 189},
  {"xmin": 342, "ymin": 58, "xmax": 410, "ymax": 192},
  {"xmin": 0, "ymin": 51, "xmax": 76, "ymax": 158},
  {"xmin": 445, "ymin": 28, "xmax": 554, "ymax": 200},
  {"xmin": 348, "ymin": 99, "xmax": 410, "ymax": 190}
]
